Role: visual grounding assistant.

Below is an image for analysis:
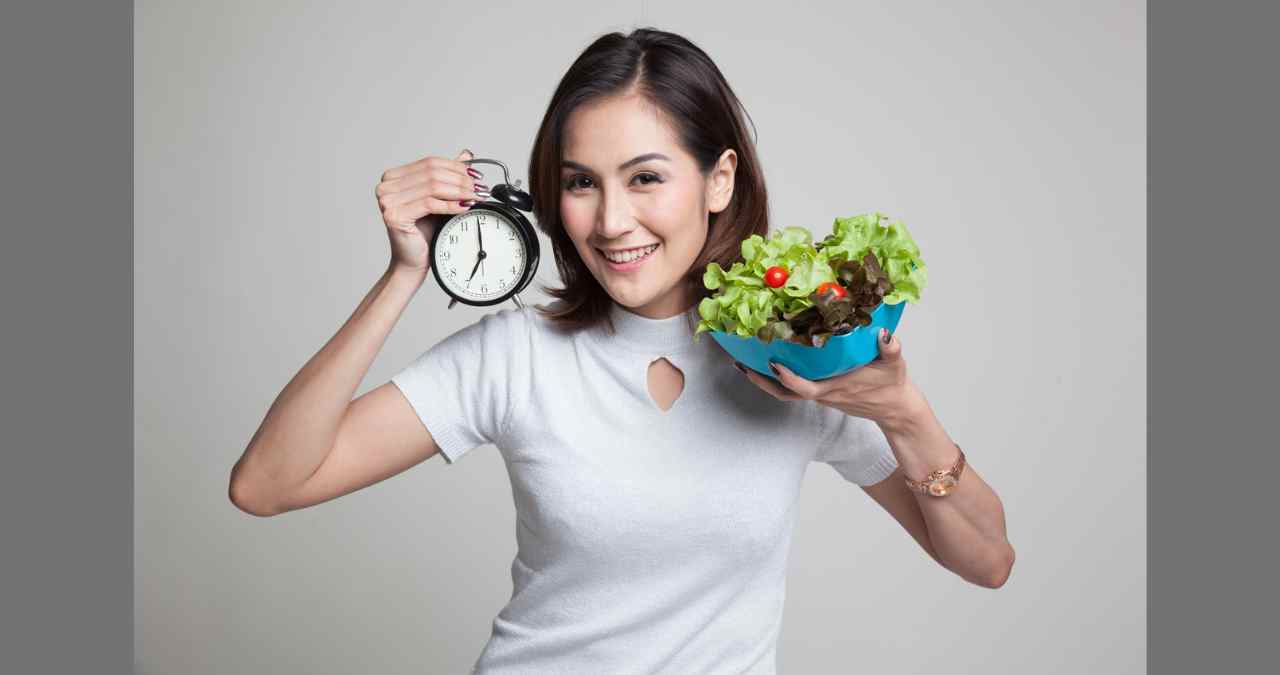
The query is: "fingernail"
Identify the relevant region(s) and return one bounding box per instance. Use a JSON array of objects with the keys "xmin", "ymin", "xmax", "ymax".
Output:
[
  {"xmin": 474, "ymin": 182, "xmax": 489, "ymax": 192},
  {"xmin": 461, "ymin": 148, "xmax": 473, "ymax": 157},
  {"xmin": 467, "ymin": 168, "xmax": 484, "ymax": 180},
  {"xmin": 881, "ymin": 329, "xmax": 891, "ymax": 344},
  {"xmin": 460, "ymin": 200, "xmax": 475, "ymax": 207},
  {"xmin": 769, "ymin": 362, "xmax": 781, "ymax": 376},
  {"xmin": 734, "ymin": 362, "xmax": 747, "ymax": 374}
]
